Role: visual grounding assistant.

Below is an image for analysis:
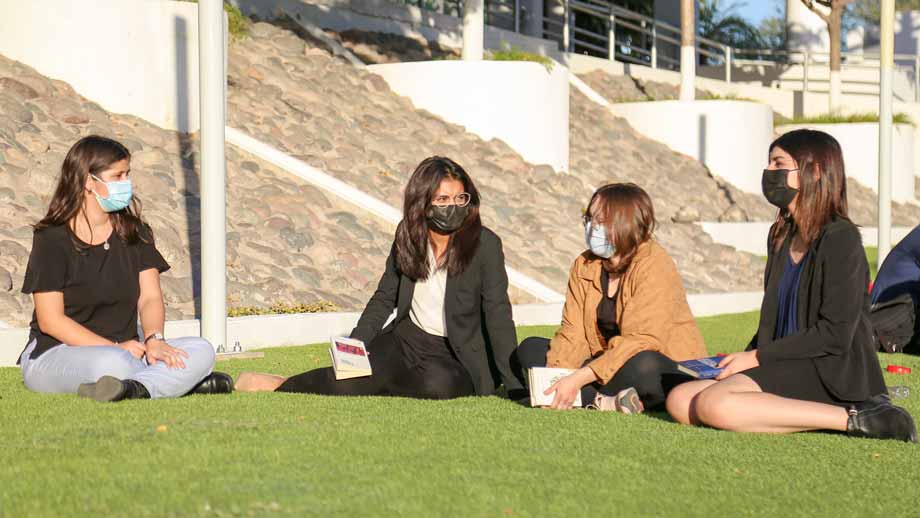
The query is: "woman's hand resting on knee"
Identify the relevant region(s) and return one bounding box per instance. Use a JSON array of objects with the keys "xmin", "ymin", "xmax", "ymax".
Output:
[
  {"xmin": 146, "ymin": 339, "xmax": 190, "ymax": 369},
  {"xmin": 715, "ymin": 351, "xmax": 759, "ymax": 380},
  {"xmin": 118, "ymin": 340, "xmax": 147, "ymax": 360}
]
